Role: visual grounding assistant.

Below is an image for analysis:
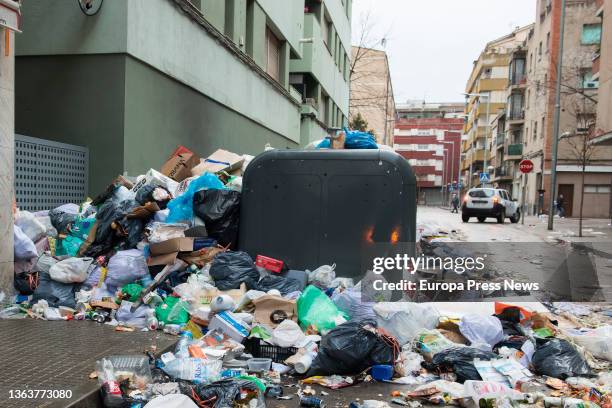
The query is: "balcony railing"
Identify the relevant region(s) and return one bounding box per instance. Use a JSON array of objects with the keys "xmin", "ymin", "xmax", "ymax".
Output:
[
  {"xmin": 510, "ymin": 74, "xmax": 527, "ymax": 86},
  {"xmin": 496, "ymin": 134, "xmax": 505, "ymax": 146},
  {"xmin": 507, "ymin": 110, "xmax": 525, "ymax": 121},
  {"xmin": 507, "ymin": 143, "xmax": 523, "ymax": 156}
]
